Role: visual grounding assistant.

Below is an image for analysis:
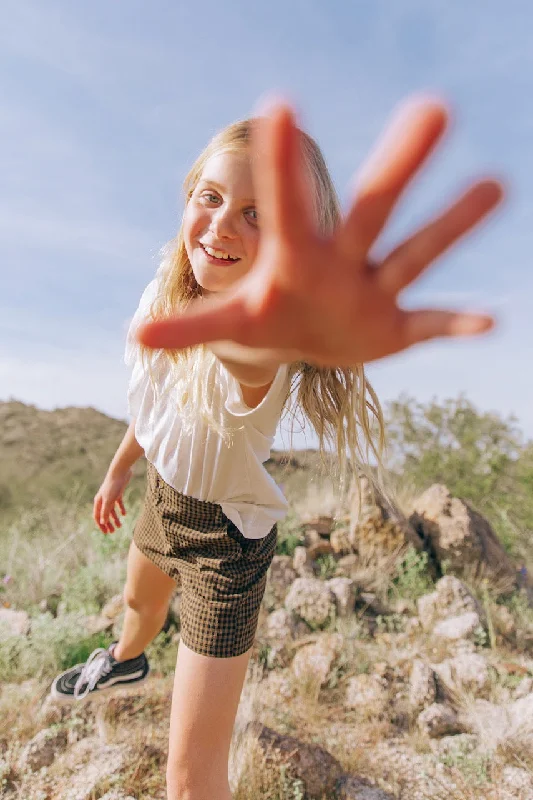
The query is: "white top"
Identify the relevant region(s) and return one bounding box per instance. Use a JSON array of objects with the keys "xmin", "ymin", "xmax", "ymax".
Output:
[{"xmin": 125, "ymin": 279, "xmax": 290, "ymax": 539}]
